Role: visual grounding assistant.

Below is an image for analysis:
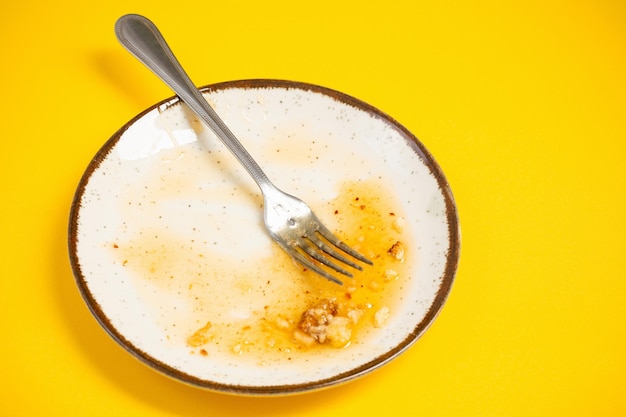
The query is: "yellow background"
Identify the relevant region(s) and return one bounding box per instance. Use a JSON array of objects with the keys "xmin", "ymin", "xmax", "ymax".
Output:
[{"xmin": 2, "ymin": 0, "xmax": 625, "ymax": 415}]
